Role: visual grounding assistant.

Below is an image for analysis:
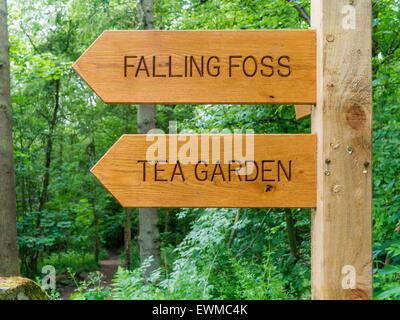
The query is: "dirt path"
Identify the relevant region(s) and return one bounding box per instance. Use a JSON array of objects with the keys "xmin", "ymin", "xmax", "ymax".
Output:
[
  {"xmin": 59, "ymin": 249, "xmax": 121, "ymax": 300},
  {"xmin": 100, "ymin": 250, "xmax": 121, "ymax": 287}
]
